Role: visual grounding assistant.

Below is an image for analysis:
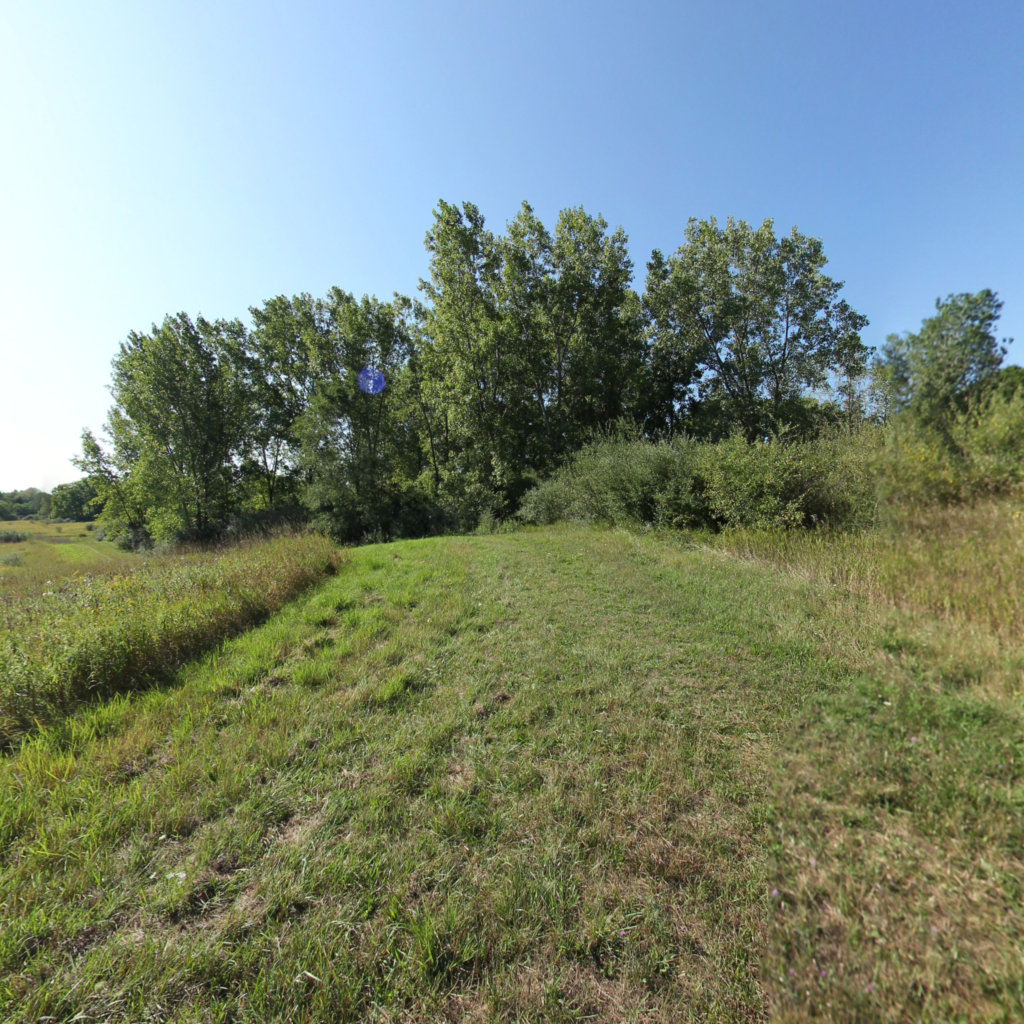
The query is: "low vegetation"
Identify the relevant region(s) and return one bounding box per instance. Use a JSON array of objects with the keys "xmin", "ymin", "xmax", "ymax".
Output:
[
  {"xmin": 1, "ymin": 516, "xmax": 1021, "ymax": 1021},
  {"xmin": 517, "ymin": 384, "xmax": 1024, "ymax": 535},
  {"xmin": 0, "ymin": 520, "xmax": 136, "ymax": 598},
  {"xmin": 1, "ymin": 226, "xmax": 1019, "ymax": 1018},
  {"xmin": 0, "ymin": 532, "xmax": 340, "ymax": 746}
]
